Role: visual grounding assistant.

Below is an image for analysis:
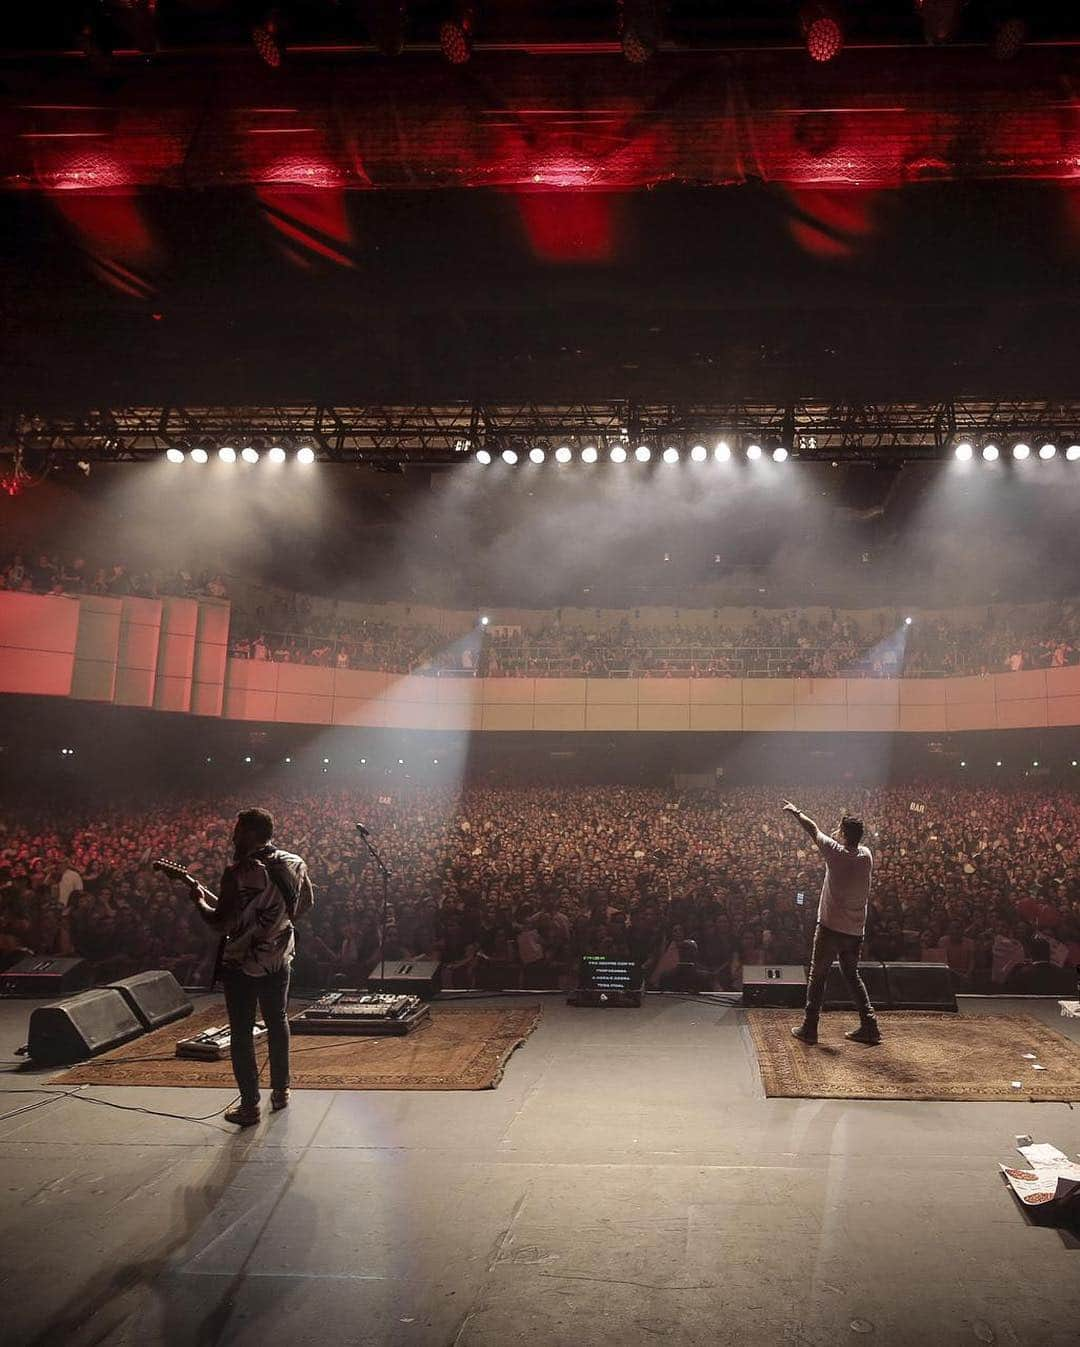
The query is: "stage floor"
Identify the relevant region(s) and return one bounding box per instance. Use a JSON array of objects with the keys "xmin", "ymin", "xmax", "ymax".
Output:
[{"xmin": 1, "ymin": 995, "xmax": 1078, "ymax": 1347}]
